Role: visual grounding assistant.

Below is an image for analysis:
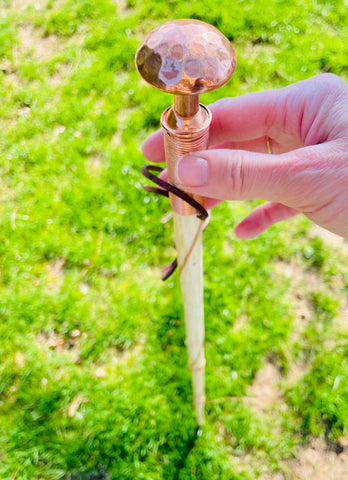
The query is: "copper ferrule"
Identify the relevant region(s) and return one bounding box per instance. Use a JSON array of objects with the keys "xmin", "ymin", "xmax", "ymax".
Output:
[{"xmin": 161, "ymin": 100, "xmax": 212, "ymax": 215}]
